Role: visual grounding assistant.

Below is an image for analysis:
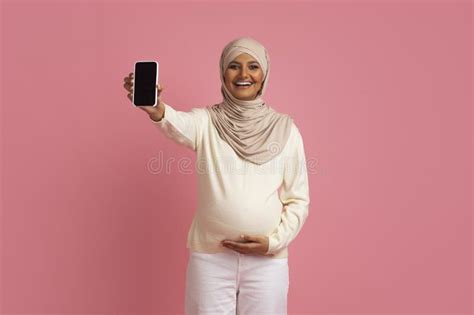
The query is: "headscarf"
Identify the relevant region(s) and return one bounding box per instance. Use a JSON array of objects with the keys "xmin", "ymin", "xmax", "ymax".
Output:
[{"xmin": 205, "ymin": 36, "xmax": 293, "ymax": 165}]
